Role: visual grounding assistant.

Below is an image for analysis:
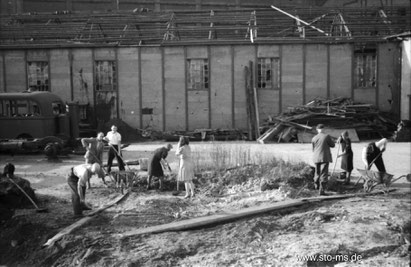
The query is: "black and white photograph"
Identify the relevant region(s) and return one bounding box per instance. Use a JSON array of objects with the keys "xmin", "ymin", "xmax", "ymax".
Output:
[{"xmin": 0, "ymin": 0, "xmax": 410, "ymax": 266}]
